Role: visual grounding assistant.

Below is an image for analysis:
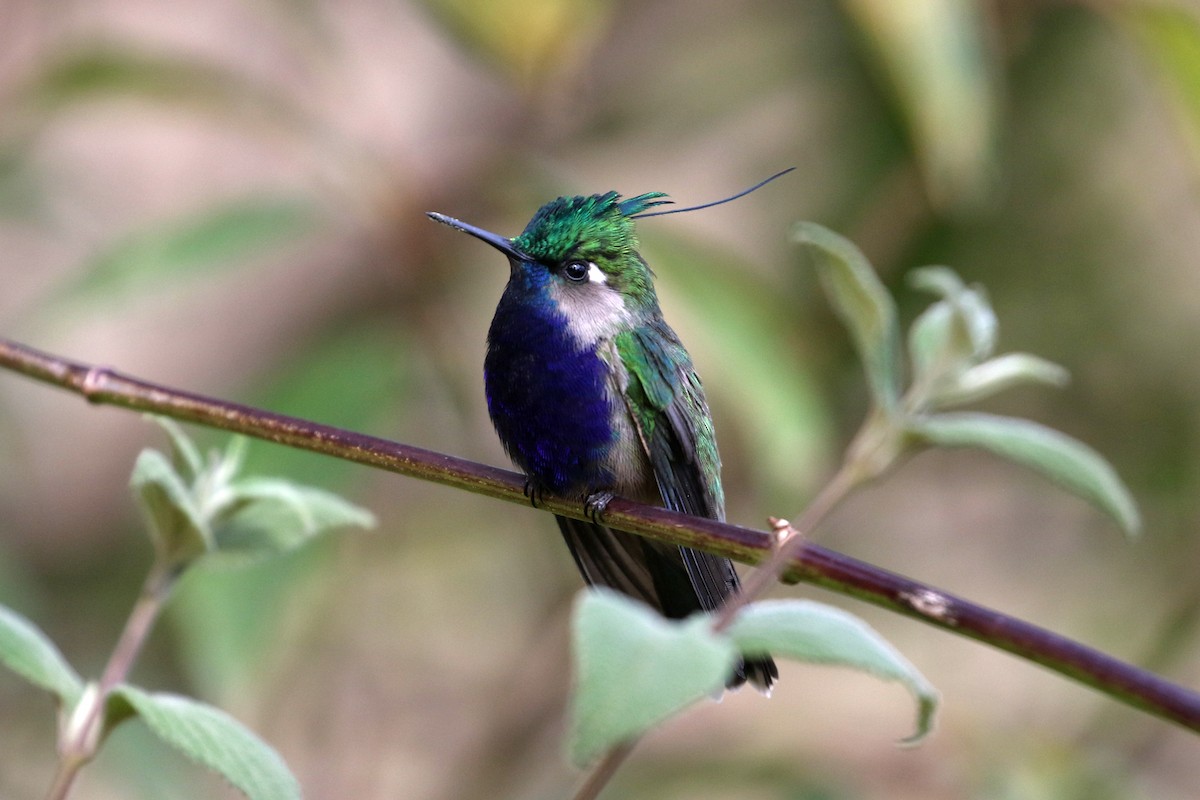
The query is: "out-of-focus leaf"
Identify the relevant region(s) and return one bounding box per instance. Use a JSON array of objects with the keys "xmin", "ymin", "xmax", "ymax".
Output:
[
  {"xmin": 240, "ymin": 324, "xmax": 412, "ymax": 482},
  {"xmin": 422, "ymin": 0, "xmax": 614, "ymax": 83},
  {"xmin": 730, "ymin": 599, "xmax": 937, "ymax": 743},
  {"xmin": 909, "ymin": 266, "xmax": 996, "ymax": 362},
  {"xmin": 131, "ymin": 449, "xmax": 211, "ymax": 565},
  {"xmin": 935, "ymin": 353, "xmax": 1069, "ymax": 407},
  {"xmin": 795, "ymin": 221, "xmax": 902, "ymax": 411},
  {"xmin": 906, "ymin": 264, "xmax": 964, "ymax": 298},
  {"xmin": 211, "ymin": 478, "xmax": 375, "ymax": 562},
  {"xmin": 906, "ymin": 266, "xmax": 1067, "ymax": 408},
  {"xmin": 112, "ymin": 685, "xmax": 301, "ymax": 800},
  {"xmin": 1120, "ymin": 5, "xmax": 1200, "ymax": 169},
  {"xmin": 568, "ymin": 589, "xmax": 736, "ymax": 766},
  {"xmin": 171, "ymin": 324, "xmax": 403, "ymax": 695},
  {"xmin": 19, "ymin": 47, "xmax": 305, "ymax": 127},
  {"xmin": 842, "ymin": 0, "xmax": 997, "ymax": 208},
  {"xmin": 260, "ymin": 0, "xmax": 336, "ymax": 47},
  {"xmin": 169, "ymin": 548, "xmax": 326, "ymax": 698},
  {"xmin": 215, "ymin": 436, "xmax": 249, "ymax": 494},
  {"xmin": 652, "ymin": 237, "xmax": 832, "ymax": 498},
  {"xmin": 57, "ymin": 197, "xmax": 315, "ymax": 307},
  {"xmin": 146, "ymin": 416, "xmax": 205, "ymax": 483},
  {"xmin": 907, "ymin": 299, "xmax": 959, "ymax": 385},
  {"xmin": 0, "ymin": 604, "xmax": 83, "ymax": 706},
  {"xmin": 911, "ymin": 412, "xmax": 1140, "ymax": 536},
  {"xmin": 0, "ymin": 143, "xmax": 44, "ymax": 220}
]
